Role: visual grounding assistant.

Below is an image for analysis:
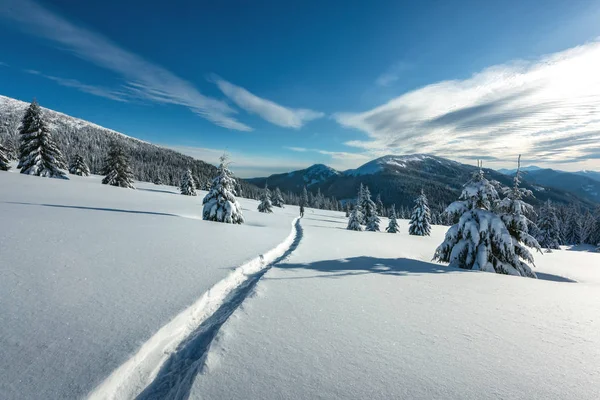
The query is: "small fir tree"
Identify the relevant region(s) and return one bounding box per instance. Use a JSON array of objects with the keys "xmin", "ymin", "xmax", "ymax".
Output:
[
  {"xmin": 101, "ymin": 140, "xmax": 135, "ymax": 188},
  {"xmin": 376, "ymin": 193, "xmax": 384, "ymax": 216},
  {"xmin": 536, "ymin": 200, "xmax": 562, "ymax": 251},
  {"xmin": 0, "ymin": 143, "xmax": 10, "ymax": 171},
  {"xmin": 68, "ymin": 154, "xmax": 90, "ymax": 176},
  {"xmin": 409, "ymin": 190, "xmax": 431, "ymax": 236},
  {"xmin": 17, "ymin": 100, "xmax": 67, "ymax": 179},
  {"xmin": 301, "ymin": 186, "xmax": 309, "ymax": 207},
  {"xmin": 202, "ymin": 154, "xmax": 244, "ymax": 224},
  {"xmin": 180, "ymin": 169, "xmax": 197, "ymax": 196},
  {"xmin": 258, "ymin": 183, "xmax": 273, "ymax": 213},
  {"xmin": 347, "ymin": 206, "xmax": 363, "ymax": 231},
  {"xmin": 386, "ymin": 205, "xmax": 400, "ymax": 233},
  {"xmin": 272, "ymin": 187, "xmax": 285, "ymax": 208},
  {"xmin": 363, "ymin": 186, "xmax": 380, "ymax": 231}
]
